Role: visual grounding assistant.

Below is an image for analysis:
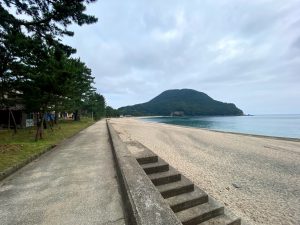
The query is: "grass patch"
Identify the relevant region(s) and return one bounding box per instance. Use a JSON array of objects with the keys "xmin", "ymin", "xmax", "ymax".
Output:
[{"xmin": 0, "ymin": 118, "xmax": 94, "ymax": 173}]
